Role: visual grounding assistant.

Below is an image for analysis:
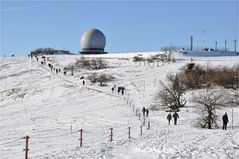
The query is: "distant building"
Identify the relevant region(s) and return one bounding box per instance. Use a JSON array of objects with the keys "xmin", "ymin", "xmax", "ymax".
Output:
[
  {"xmin": 53, "ymin": 50, "xmax": 70, "ymax": 54},
  {"xmin": 202, "ymin": 48, "xmax": 214, "ymax": 52}
]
